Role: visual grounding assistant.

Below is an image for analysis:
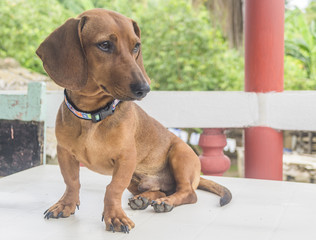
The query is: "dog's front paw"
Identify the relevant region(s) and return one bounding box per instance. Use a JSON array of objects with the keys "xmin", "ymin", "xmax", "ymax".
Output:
[
  {"xmin": 128, "ymin": 196, "xmax": 150, "ymax": 210},
  {"xmin": 44, "ymin": 201, "xmax": 79, "ymax": 219},
  {"xmin": 102, "ymin": 208, "xmax": 135, "ymax": 233}
]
